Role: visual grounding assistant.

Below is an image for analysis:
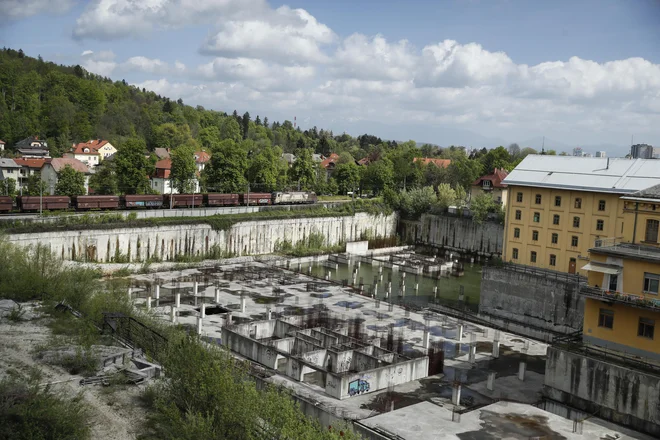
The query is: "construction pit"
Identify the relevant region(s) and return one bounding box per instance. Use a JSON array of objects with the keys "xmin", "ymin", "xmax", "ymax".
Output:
[{"xmin": 128, "ymin": 258, "xmax": 651, "ymax": 439}]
